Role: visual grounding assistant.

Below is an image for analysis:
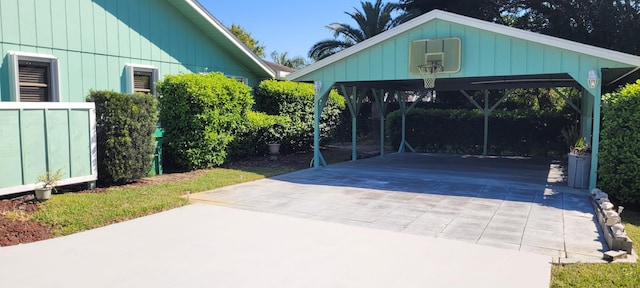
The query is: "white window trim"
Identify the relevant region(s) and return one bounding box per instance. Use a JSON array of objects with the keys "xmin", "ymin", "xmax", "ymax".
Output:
[
  {"xmin": 226, "ymin": 75, "xmax": 249, "ymax": 85},
  {"xmin": 7, "ymin": 51, "xmax": 61, "ymax": 102},
  {"xmin": 125, "ymin": 64, "xmax": 159, "ymax": 95}
]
